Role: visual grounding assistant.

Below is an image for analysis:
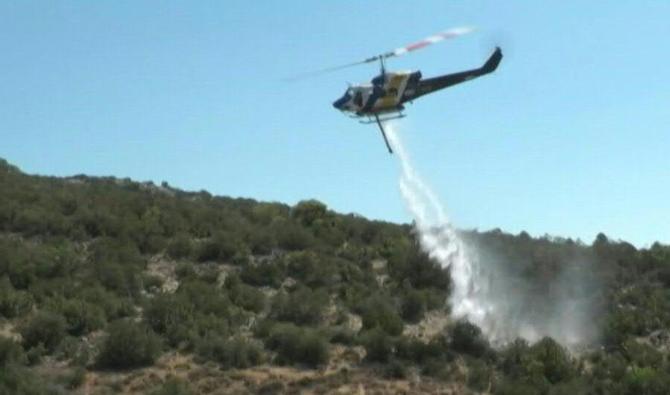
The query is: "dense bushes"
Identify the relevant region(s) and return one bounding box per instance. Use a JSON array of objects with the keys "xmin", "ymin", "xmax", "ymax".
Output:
[{"xmin": 2, "ymin": 158, "xmax": 670, "ymax": 392}]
